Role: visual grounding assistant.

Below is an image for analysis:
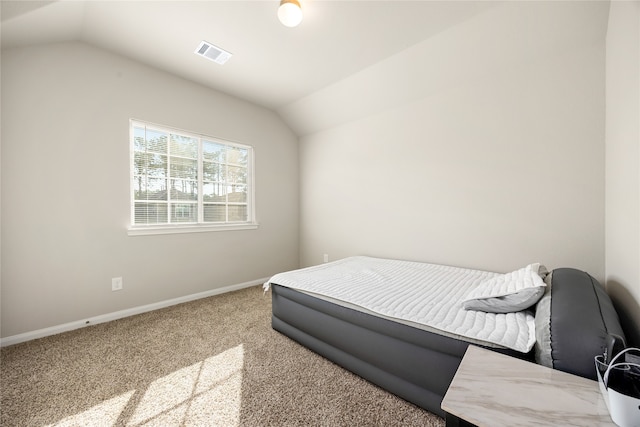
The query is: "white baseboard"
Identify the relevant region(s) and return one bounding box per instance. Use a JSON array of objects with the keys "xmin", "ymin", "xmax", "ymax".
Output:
[{"xmin": 0, "ymin": 278, "xmax": 269, "ymax": 348}]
